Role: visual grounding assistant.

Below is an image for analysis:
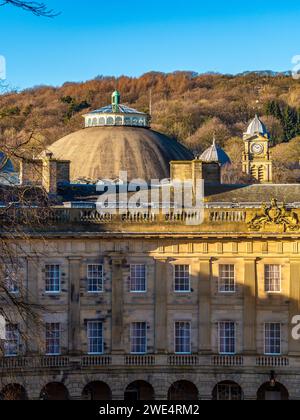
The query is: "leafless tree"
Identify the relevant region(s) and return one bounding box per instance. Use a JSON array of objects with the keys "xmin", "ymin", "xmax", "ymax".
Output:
[
  {"xmin": 0, "ymin": 128, "xmax": 52, "ymax": 400},
  {"xmin": 0, "ymin": 0, "xmax": 59, "ymax": 17}
]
